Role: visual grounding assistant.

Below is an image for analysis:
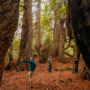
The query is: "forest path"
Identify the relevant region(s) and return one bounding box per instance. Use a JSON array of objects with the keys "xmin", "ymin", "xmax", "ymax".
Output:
[{"xmin": 1, "ymin": 57, "xmax": 90, "ymax": 90}]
